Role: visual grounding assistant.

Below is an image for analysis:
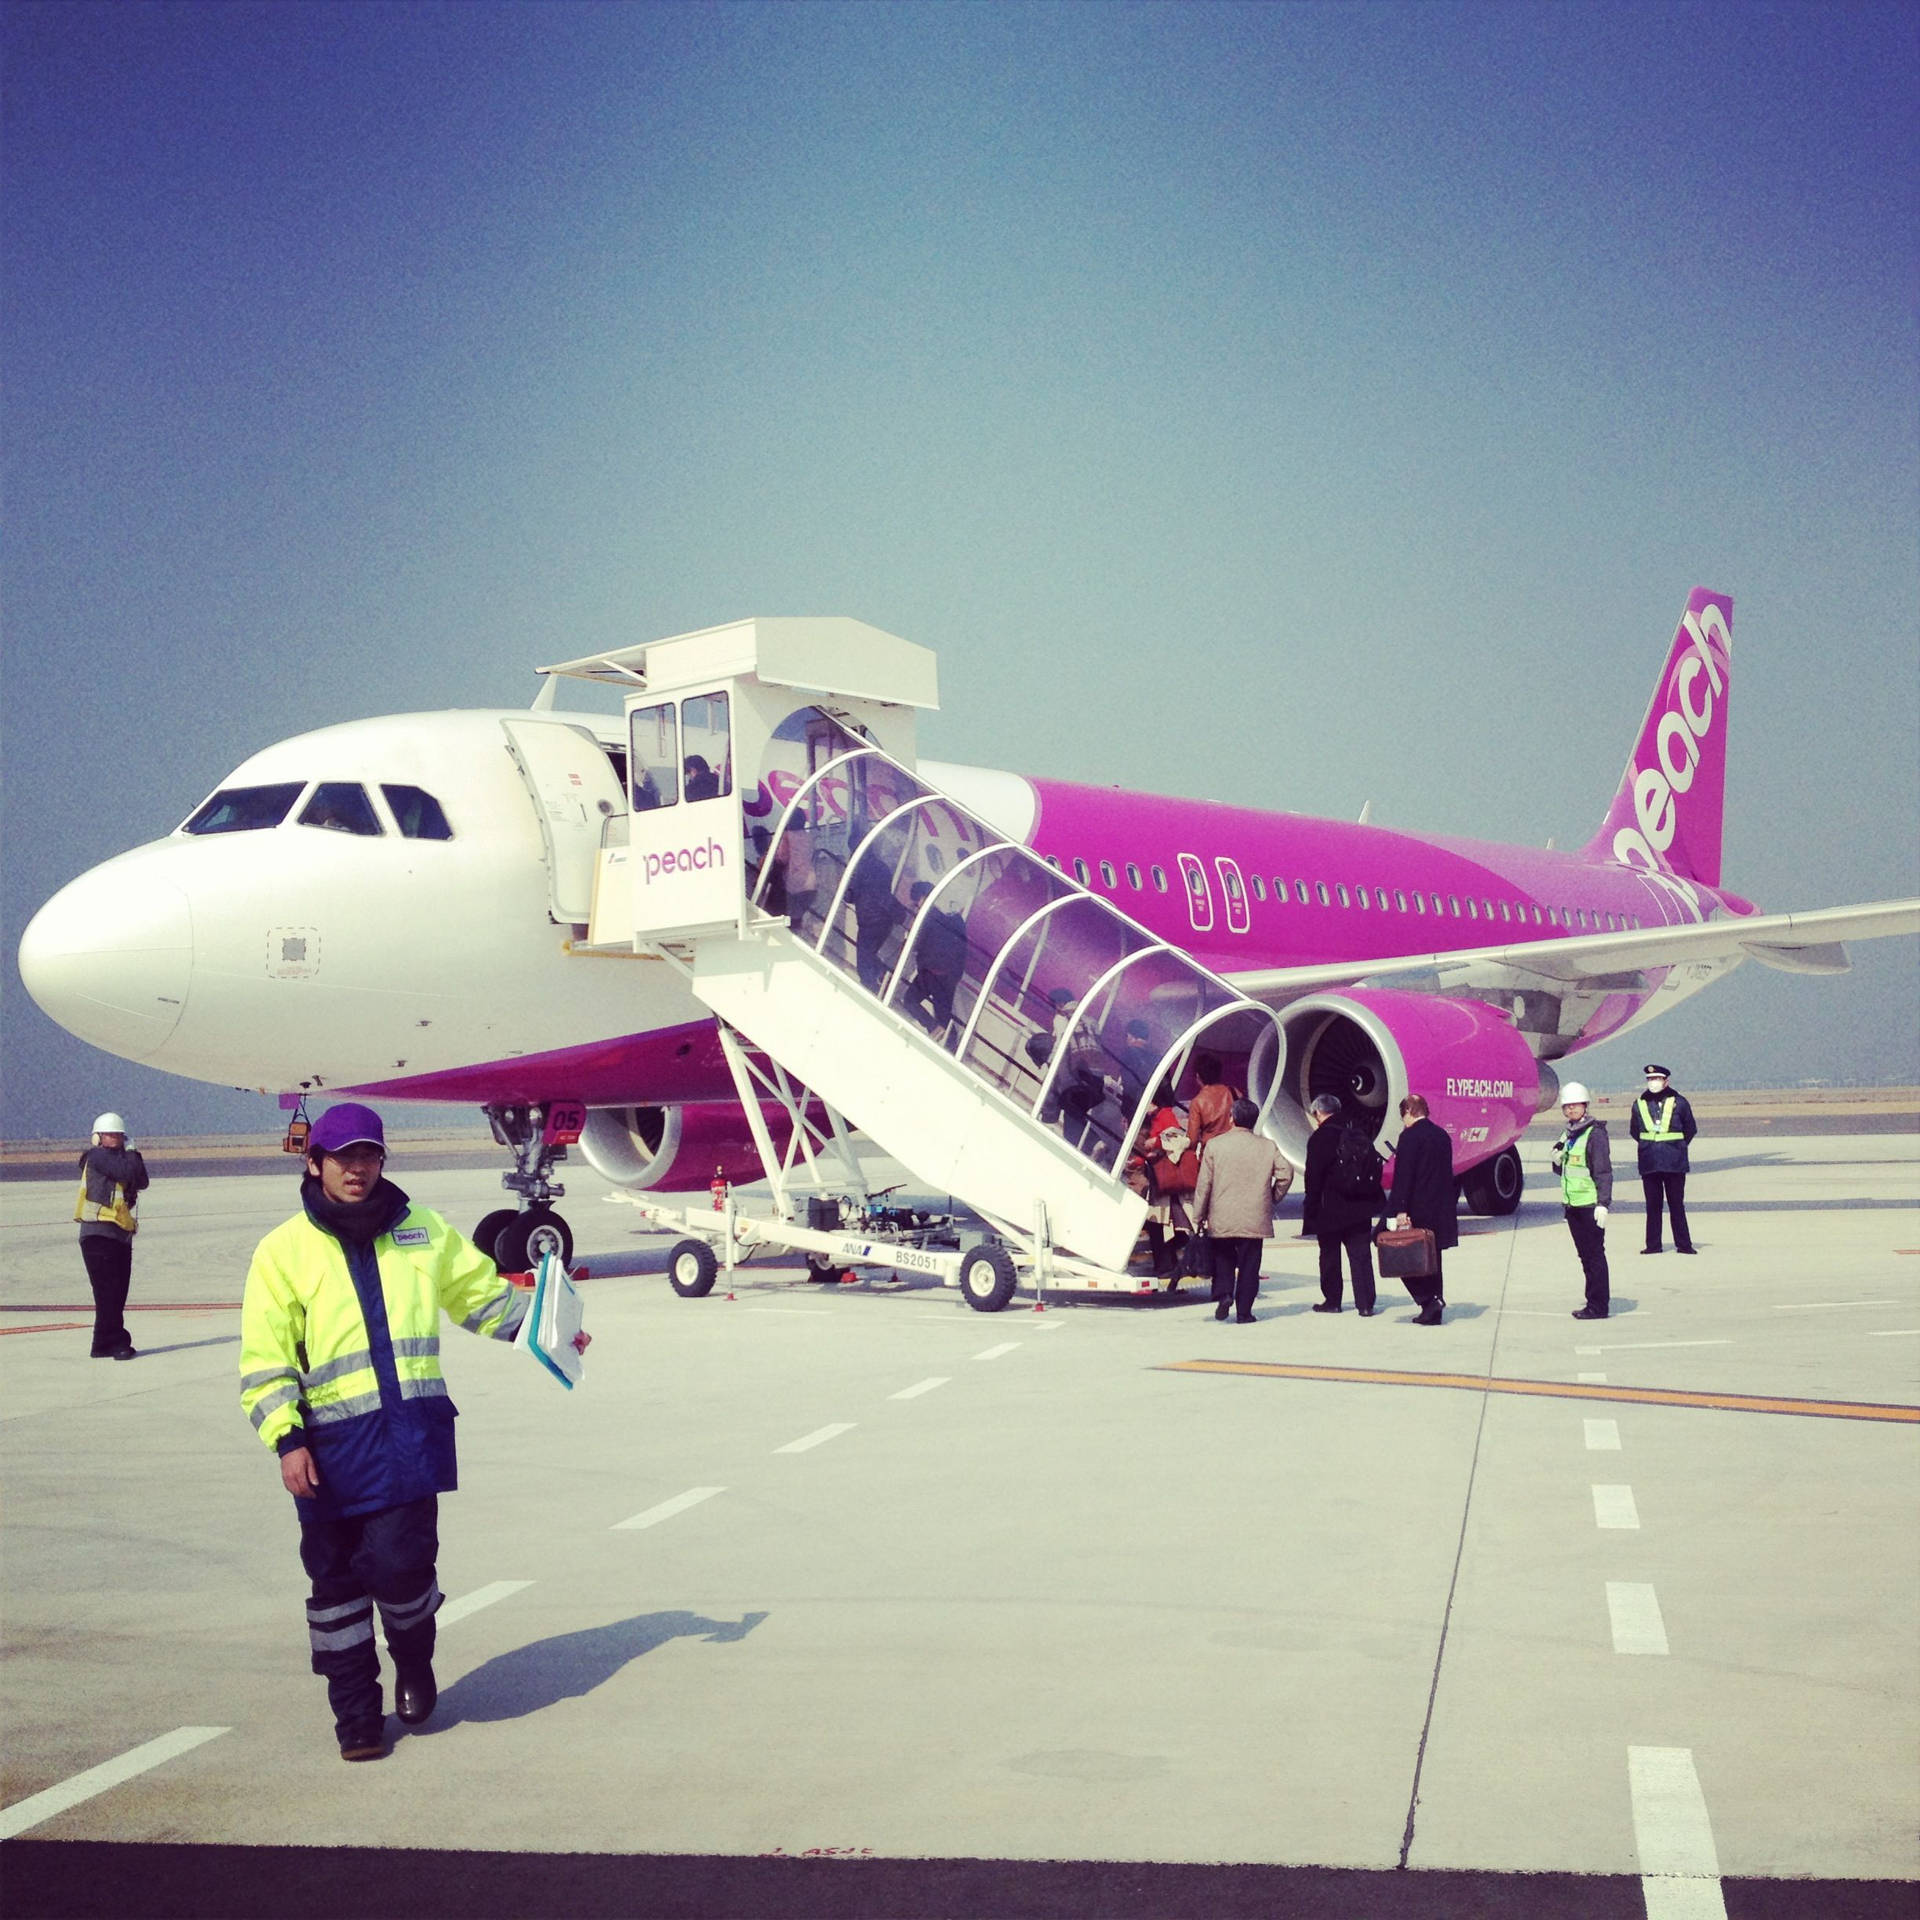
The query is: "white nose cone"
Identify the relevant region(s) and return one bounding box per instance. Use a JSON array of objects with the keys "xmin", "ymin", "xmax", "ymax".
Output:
[{"xmin": 18, "ymin": 857, "xmax": 192, "ymax": 1061}]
